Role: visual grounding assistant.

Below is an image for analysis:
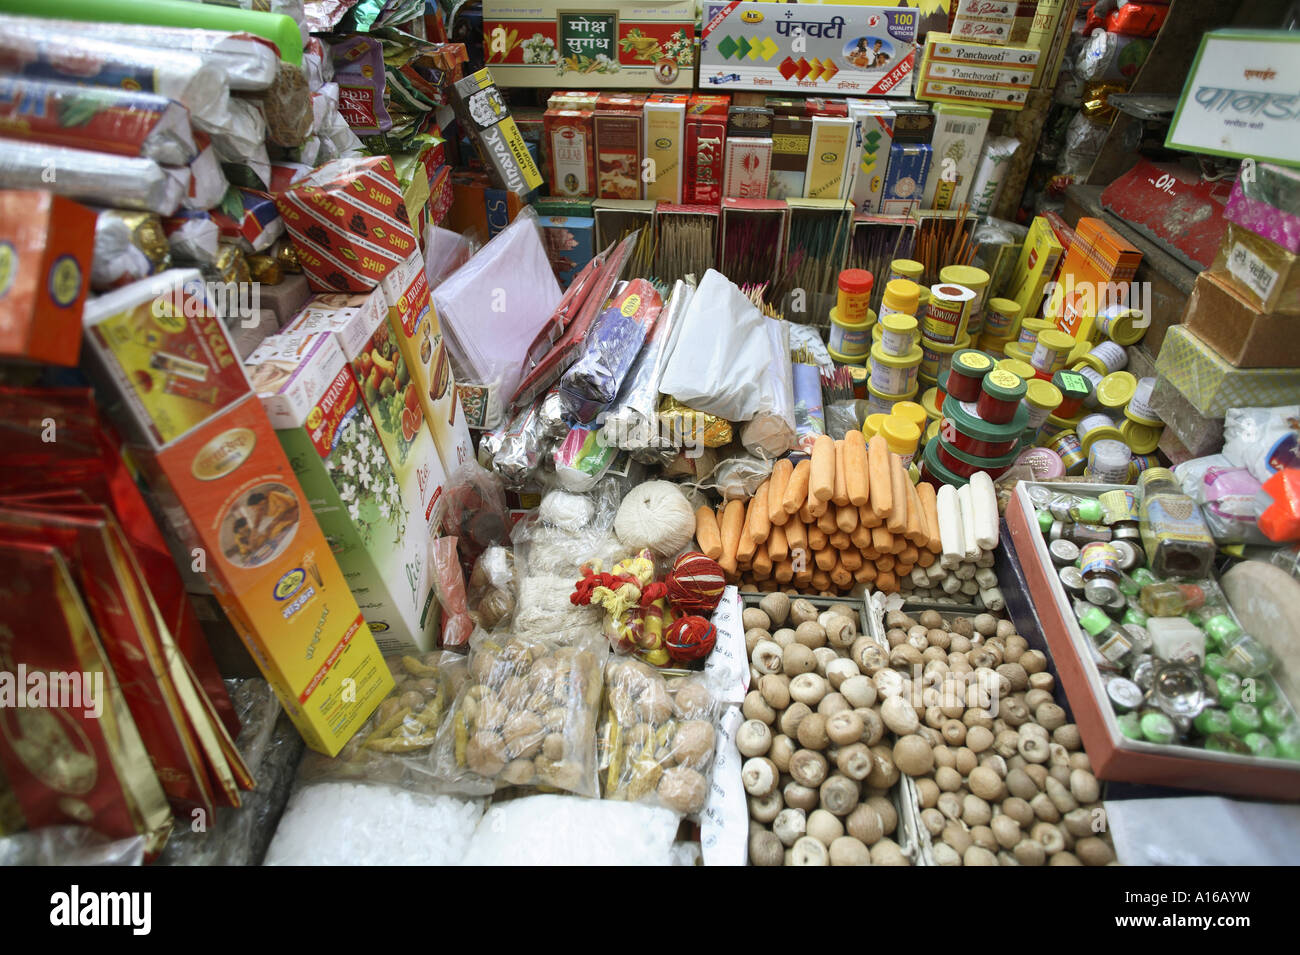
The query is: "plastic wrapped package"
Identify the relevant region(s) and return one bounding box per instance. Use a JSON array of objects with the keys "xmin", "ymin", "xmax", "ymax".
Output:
[
  {"xmin": 434, "ymin": 630, "xmax": 610, "ymax": 797},
  {"xmin": 601, "ymin": 661, "xmax": 720, "ymax": 815},
  {"xmin": 185, "ymin": 132, "xmax": 229, "ymax": 211},
  {"xmin": 431, "ymin": 537, "xmax": 474, "ymax": 648},
  {"xmin": 305, "ymin": 0, "xmax": 356, "ymax": 33},
  {"xmin": 316, "ymin": 101, "xmax": 365, "ymax": 161},
  {"xmin": 698, "ymin": 451, "xmax": 775, "ymax": 501},
  {"xmin": 158, "ymin": 678, "xmax": 303, "ymax": 866},
  {"xmin": 0, "ymin": 141, "xmax": 185, "ymax": 215},
  {"xmin": 261, "ymin": 62, "xmax": 313, "ymax": 148},
  {"xmin": 211, "ymin": 98, "xmax": 272, "ymax": 189},
  {"xmin": 14, "ymin": 16, "xmax": 279, "ymax": 91},
  {"xmin": 0, "ymin": 76, "xmax": 197, "ymax": 166},
  {"xmin": 442, "ymin": 463, "xmax": 511, "ymax": 570},
  {"xmin": 0, "ymin": 21, "xmax": 231, "ymax": 133},
  {"xmin": 1223, "ymin": 405, "xmax": 1300, "ymax": 484},
  {"xmin": 560, "ymin": 279, "xmax": 664, "ymax": 424},
  {"xmin": 330, "ymin": 34, "xmax": 393, "ymax": 135},
  {"xmin": 1059, "ymin": 111, "xmax": 1109, "ymax": 178},
  {"xmin": 1173, "ymin": 454, "xmax": 1270, "ymax": 546},
  {"xmin": 492, "ymin": 391, "xmax": 556, "ymax": 488},
  {"xmin": 0, "ymin": 827, "xmax": 145, "ymax": 866},
  {"xmin": 1262, "ymin": 470, "xmax": 1300, "ymax": 542},
  {"xmin": 295, "ymin": 652, "xmax": 467, "ymax": 794},
  {"xmin": 431, "ymin": 210, "xmax": 561, "ymax": 404},
  {"xmin": 91, "ymin": 210, "xmax": 171, "ymax": 292},
  {"xmin": 602, "ymin": 280, "xmax": 695, "ymax": 464},
  {"xmin": 468, "ymin": 546, "xmax": 517, "ymax": 630},
  {"xmin": 553, "ymin": 425, "xmax": 619, "ymax": 492},
  {"xmin": 661, "ymin": 270, "xmax": 797, "ymax": 458},
  {"xmin": 461, "ymin": 794, "xmax": 679, "ymax": 866},
  {"xmin": 264, "ymin": 783, "xmax": 484, "ymax": 866}
]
